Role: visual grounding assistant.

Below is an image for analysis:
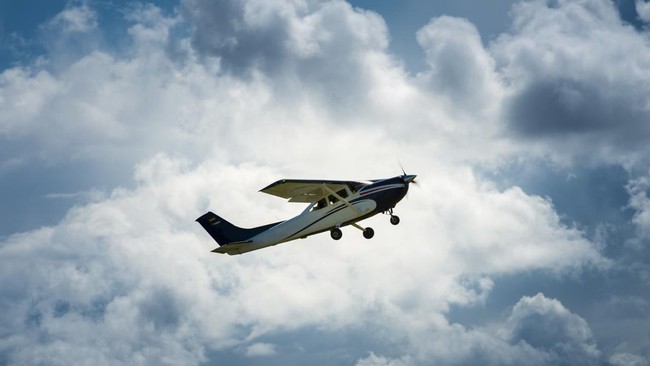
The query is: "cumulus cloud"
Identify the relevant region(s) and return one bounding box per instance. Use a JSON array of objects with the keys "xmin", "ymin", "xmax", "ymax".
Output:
[
  {"xmin": 609, "ymin": 352, "xmax": 649, "ymax": 366},
  {"xmin": 181, "ymin": 0, "xmax": 398, "ymax": 115},
  {"xmin": 637, "ymin": 0, "xmax": 650, "ymax": 23},
  {"xmin": 245, "ymin": 342, "xmax": 278, "ymax": 357},
  {"xmin": 627, "ymin": 172, "xmax": 650, "ymax": 241},
  {"xmin": 356, "ymin": 352, "xmax": 410, "ymax": 366},
  {"xmin": 504, "ymin": 293, "xmax": 600, "ymax": 365},
  {"xmin": 1, "ymin": 0, "xmax": 645, "ymax": 365},
  {"xmin": 38, "ymin": 3, "xmax": 102, "ymax": 70},
  {"xmin": 355, "ymin": 293, "xmax": 601, "ymax": 366},
  {"xmin": 46, "ymin": 3, "xmax": 98, "ymax": 34},
  {"xmin": 416, "ymin": 16, "xmax": 502, "ymax": 120},
  {"xmin": 0, "ymin": 153, "xmax": 607, "ymax": 365},
  {"xmin": 491, "ymin": 0, "xmax": 650, "ymax": 165}
]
